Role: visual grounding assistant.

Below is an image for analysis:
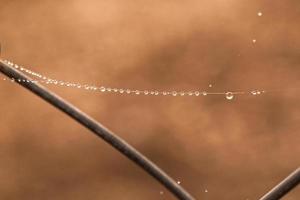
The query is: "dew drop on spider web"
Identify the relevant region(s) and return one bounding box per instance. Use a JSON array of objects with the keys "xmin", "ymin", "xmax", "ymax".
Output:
[
  {"xmin": 251, "ymin": 91, "xmax": 257, "ymax": 95},
  {"xmin": 225, "ymin": 92, "xmax": 234, "ymax": 100}
]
